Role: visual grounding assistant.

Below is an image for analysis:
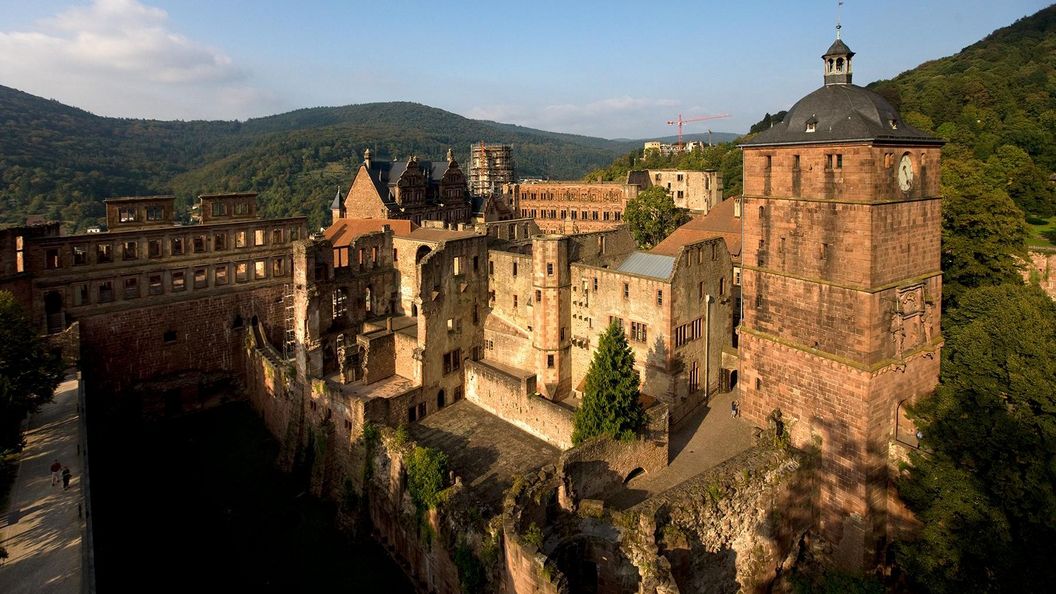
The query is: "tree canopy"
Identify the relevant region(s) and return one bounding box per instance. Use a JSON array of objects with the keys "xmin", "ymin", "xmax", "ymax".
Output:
[
  {"xmin": 897, "ymin": 283, "xmax": 1056, "ymax": 593},
  {"xmin": 623, "ymin": 186, "xmax": 691, "ymax": 249},
  {"xmin": 940, "ymin": 171, "xmax": 1028, "ymax": 308},
  {"xmin": 572, "ymin": 320, "xmax": 646, "ymax": 445},
  {"xmin": 0, "ymin": 86, "xmax": 632, "ymax": 232},
  {"xmin": 0, "ymin": 291, "xmax": 64, "ymax": 452}
]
